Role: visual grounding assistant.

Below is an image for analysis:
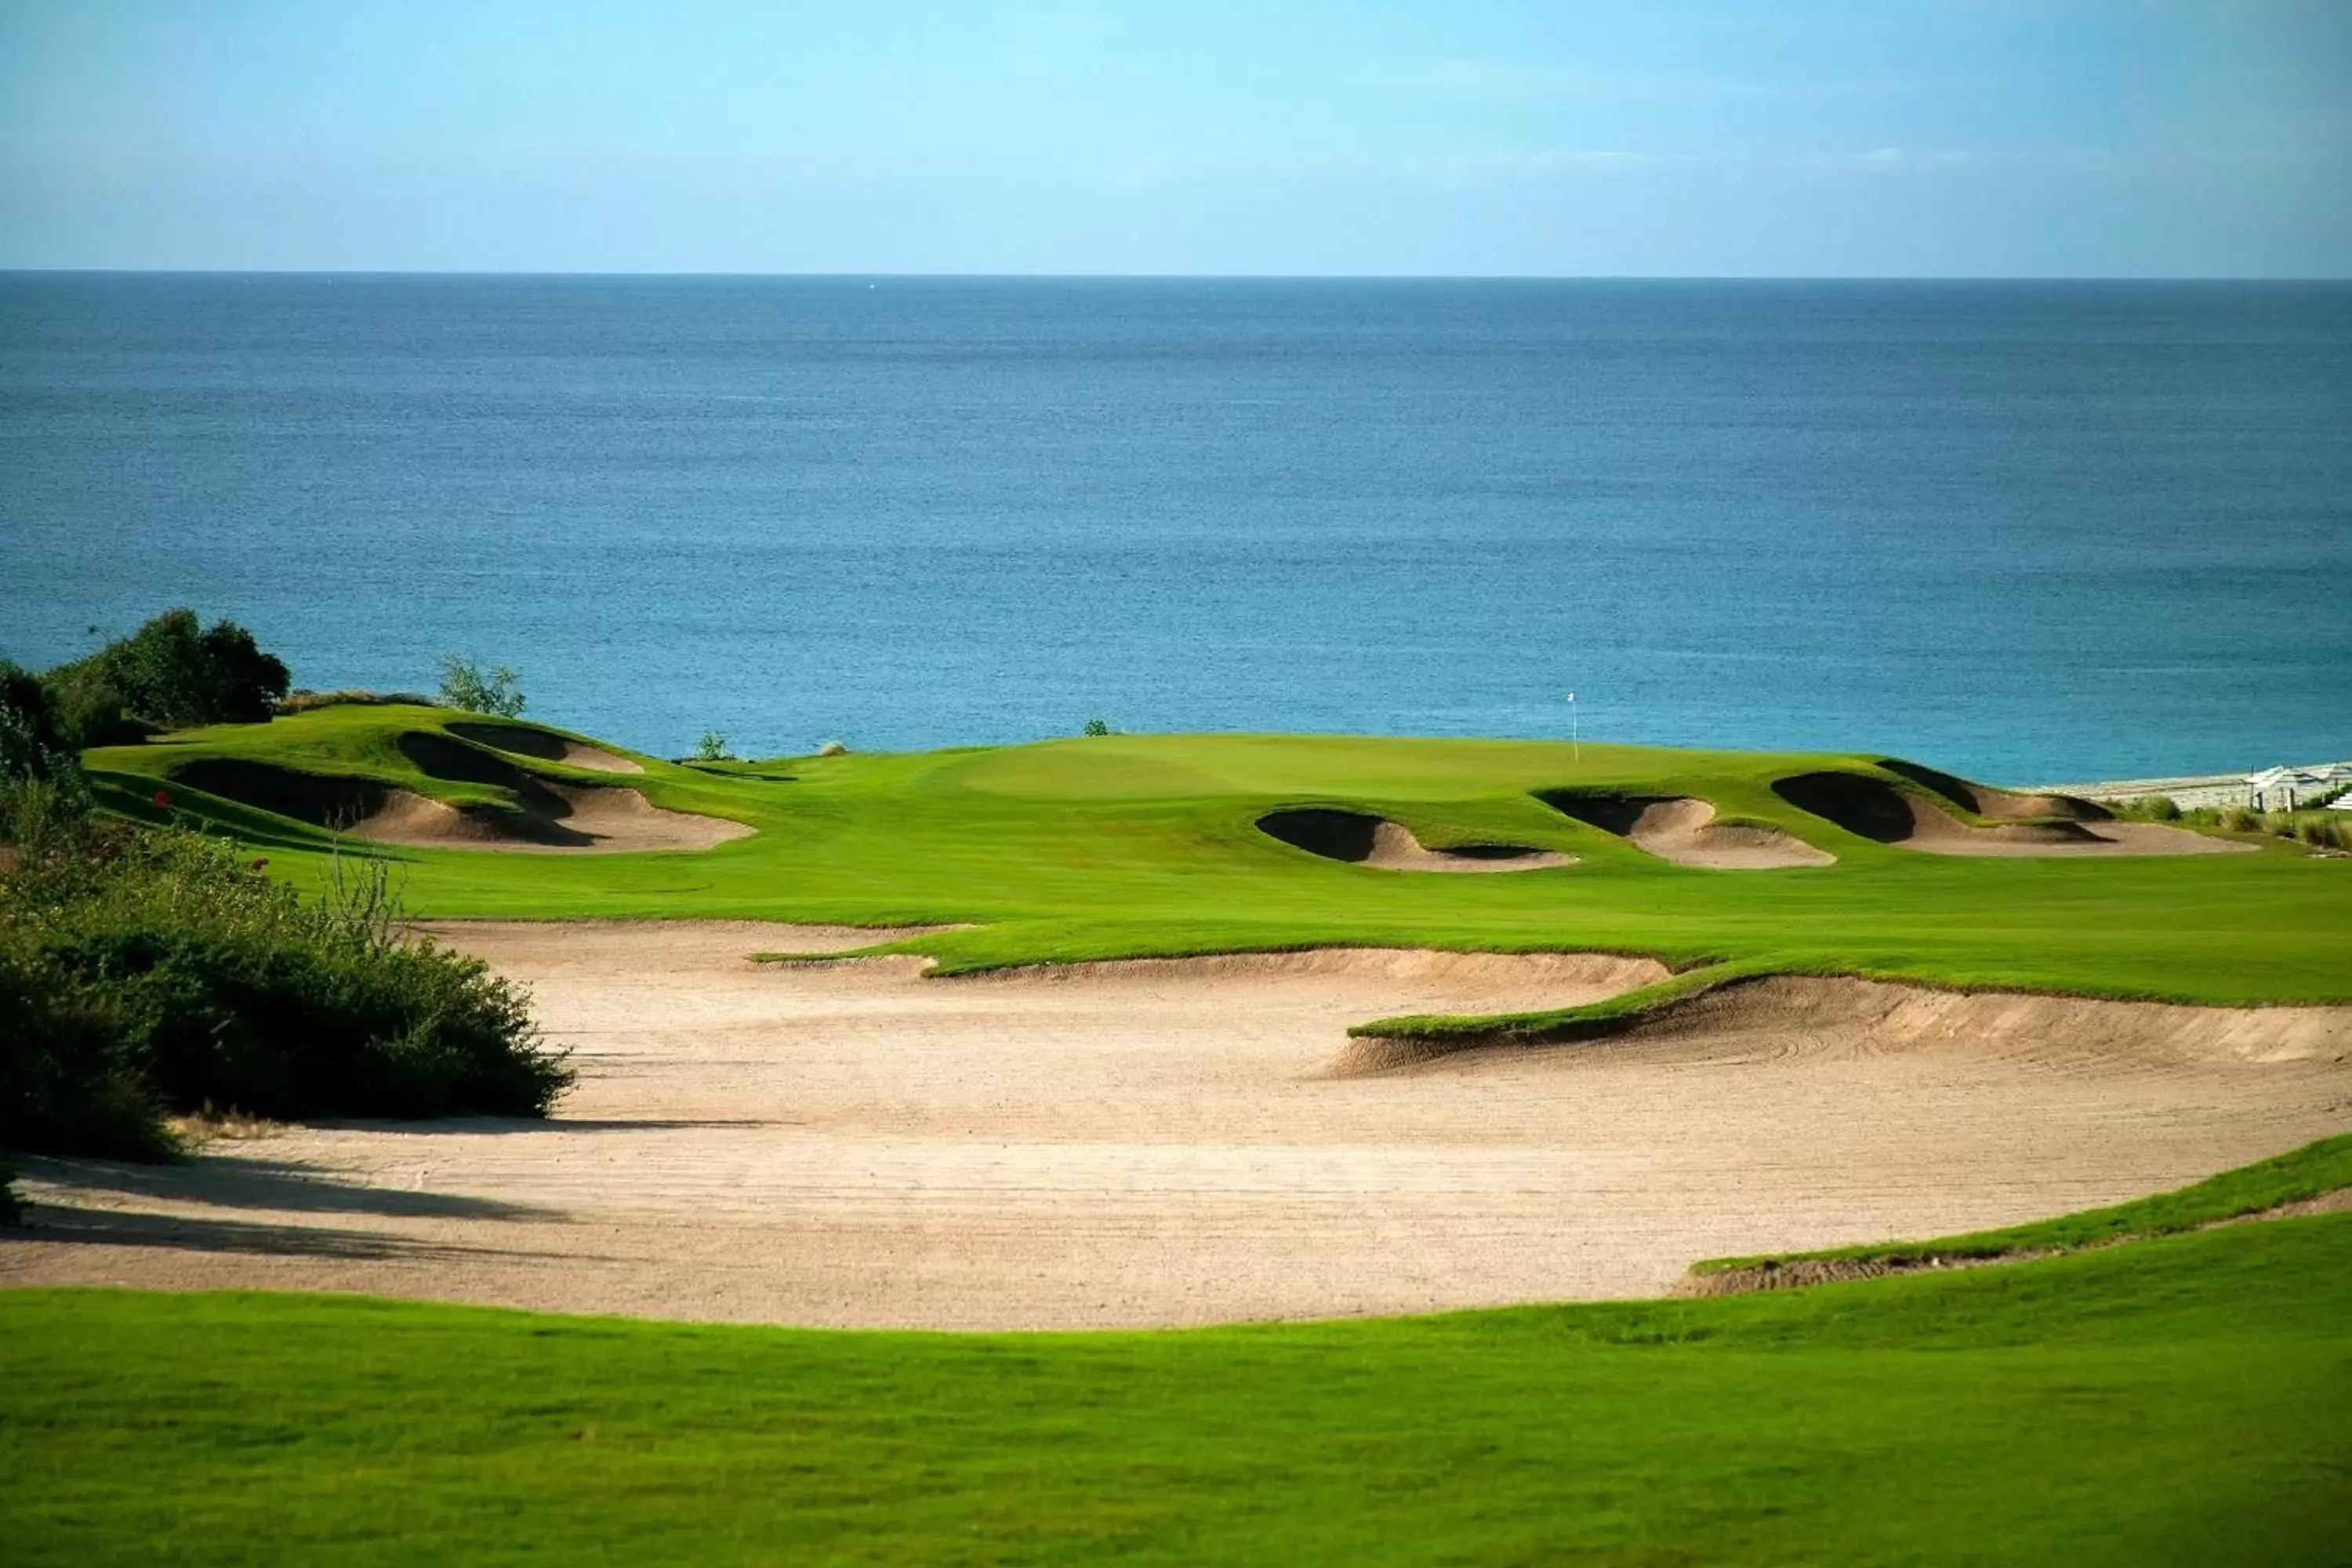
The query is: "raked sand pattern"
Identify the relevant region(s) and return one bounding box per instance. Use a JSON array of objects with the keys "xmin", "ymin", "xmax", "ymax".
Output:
[{"xmin": 6, "ymin": 921, "xmax": 2348, "ymax": 1330}]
